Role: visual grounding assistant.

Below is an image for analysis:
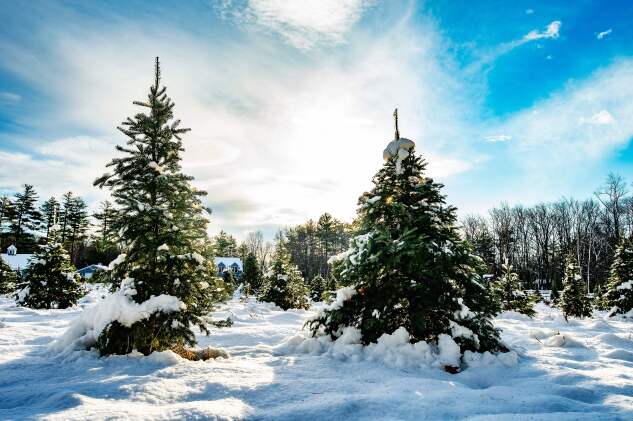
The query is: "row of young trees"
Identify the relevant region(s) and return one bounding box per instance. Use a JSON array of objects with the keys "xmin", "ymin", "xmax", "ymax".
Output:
[{"xmin": 462, "ymin": 173, "xmax": 632, "ymax": 293}]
